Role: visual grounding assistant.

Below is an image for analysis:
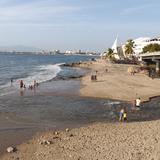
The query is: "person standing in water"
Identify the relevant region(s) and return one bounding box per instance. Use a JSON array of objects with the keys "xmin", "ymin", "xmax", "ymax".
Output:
[
  {"xmin": 10, "ymin": 78, "xmax": 13, "ymax": 86},
  {"xmin": 20, "ymin": 80, "xmax": 24, "ymax": 89},
  {"xmin": 34, "ymin": 80, "xmax": 36, "ymax": 88}
]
